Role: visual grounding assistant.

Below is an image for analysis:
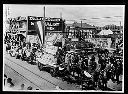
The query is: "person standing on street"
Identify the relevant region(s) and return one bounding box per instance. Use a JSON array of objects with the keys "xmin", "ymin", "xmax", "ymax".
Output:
[{"xmin": 115, "ymin": 59, "xmax": 122, "ymax": 84}]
